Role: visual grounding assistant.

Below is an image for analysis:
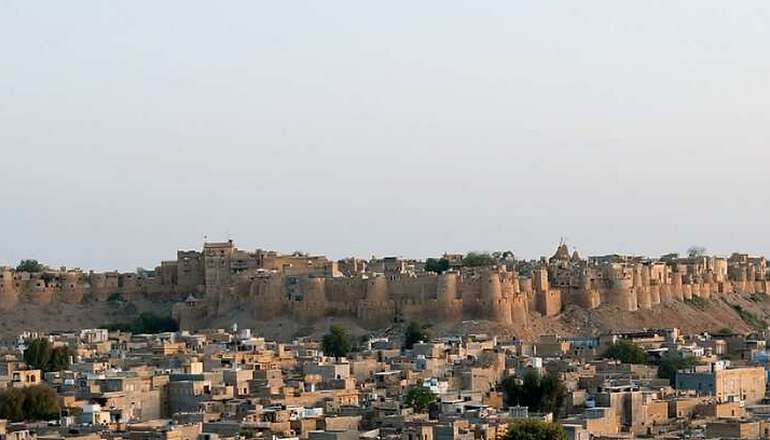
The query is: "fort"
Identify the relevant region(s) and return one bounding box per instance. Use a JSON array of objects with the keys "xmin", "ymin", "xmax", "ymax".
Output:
[{"xmin": 1, "ymin": 241, "xmax": 768, "ymax": 331}]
